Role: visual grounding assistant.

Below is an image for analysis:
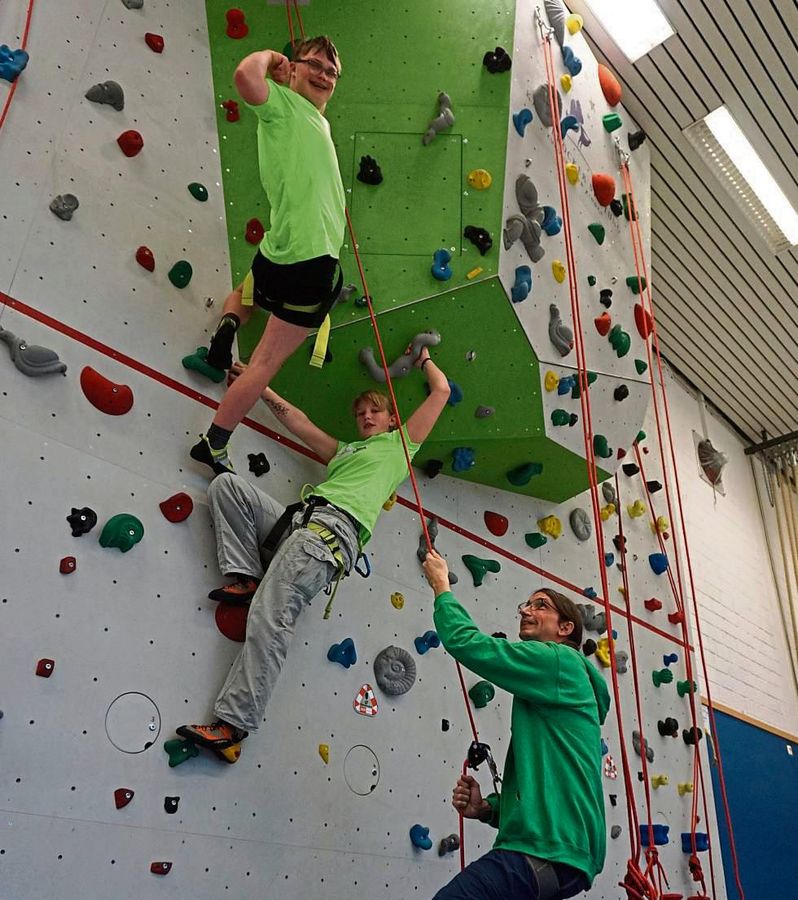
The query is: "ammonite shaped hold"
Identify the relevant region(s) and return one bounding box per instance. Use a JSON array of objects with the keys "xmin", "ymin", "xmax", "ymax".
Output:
[{"xmin": 373, "ymin": 645, "xmax": 416, "ymax": 696}]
